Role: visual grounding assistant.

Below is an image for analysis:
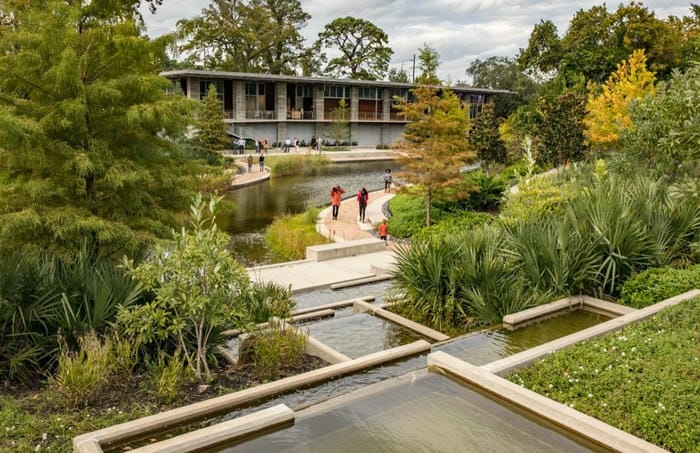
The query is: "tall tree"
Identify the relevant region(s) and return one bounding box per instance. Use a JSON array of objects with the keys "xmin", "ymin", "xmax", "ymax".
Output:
[
  {"xmin": 175, "ymin": 0, "xmax": 310, "ymax": 74},
  {"xmin": 536, "ymin": 89, "xmax": 587, "ymax": 165},
  {"xmin": 584, "ymin": 49, "xmax": 656, "ymax": 150},
  {"xmin": 0, "ymin": 1, "xmax": 203, "ymax": 258},
  {"xmin": 326, "ymin": 99, "xmax": 350, "ymax": 145},
  {"xmin": 468, "ymin": 103, "xmax": 506, "ymax": 174},
  {"xmin": 397, "ymin": 87, "xmax": 475, "ymax": 226},
  {"xmin": 465, "ymin": 56, "xmax": 538, "ymax": 116},
  {"xmin": 518, "ymin": 19, "xmax": 562, "ymax": 80},
  {"xmin": 316, "ymin": 16, "xmax": 393, "ymax": 80},
  {"xmin": 415, "ymin": 43, "xmax": 440, "ymax": 85},
  {"xmin": 195, "ymin": 84, "xmax": 230, "ymax": 150},
  {"xmin": 387, "ymin": 67, "xmax": 410, "ymax": 83}
]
